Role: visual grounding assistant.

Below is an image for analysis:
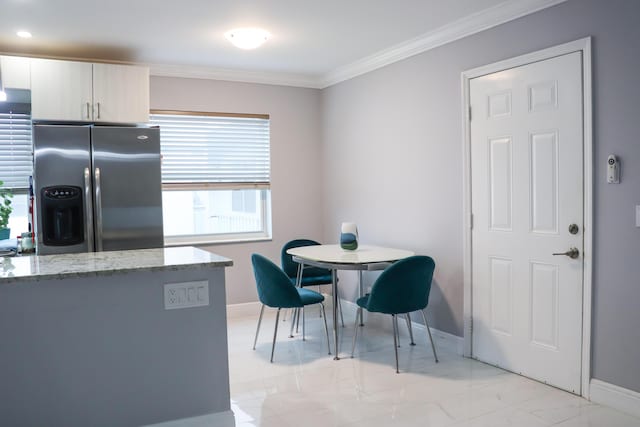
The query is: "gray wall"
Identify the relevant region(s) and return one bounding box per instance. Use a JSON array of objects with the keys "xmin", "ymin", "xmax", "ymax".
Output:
[
  {"xmin": 151, "ymin": 77, "xmax": 323, "ymax": 305},
  {"xmin": 321, "ymin": 0, "xmax": 640, "ymax": 393}
]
